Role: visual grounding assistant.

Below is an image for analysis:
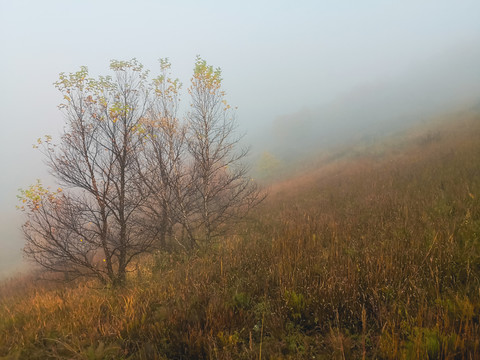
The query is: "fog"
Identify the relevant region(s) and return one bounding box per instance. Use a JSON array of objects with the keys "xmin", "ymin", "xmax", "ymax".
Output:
[
  {"xmin": 264, "ymin": 42, "xmax": 480, "ymax": 162},
  {"xmin": 1, "ymin": 0, "xmax": 480, "ymax": 278}
]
